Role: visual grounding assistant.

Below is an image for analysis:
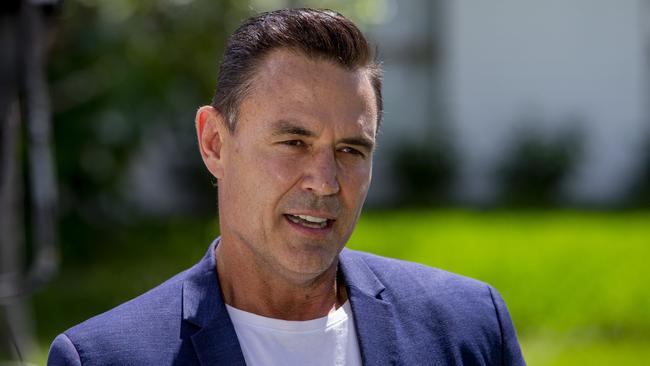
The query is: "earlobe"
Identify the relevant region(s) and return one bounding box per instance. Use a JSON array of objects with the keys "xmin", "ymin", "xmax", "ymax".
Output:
[{"xmin": 195, "ymin": 105, "xmax": 226, "ymax": 179}]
